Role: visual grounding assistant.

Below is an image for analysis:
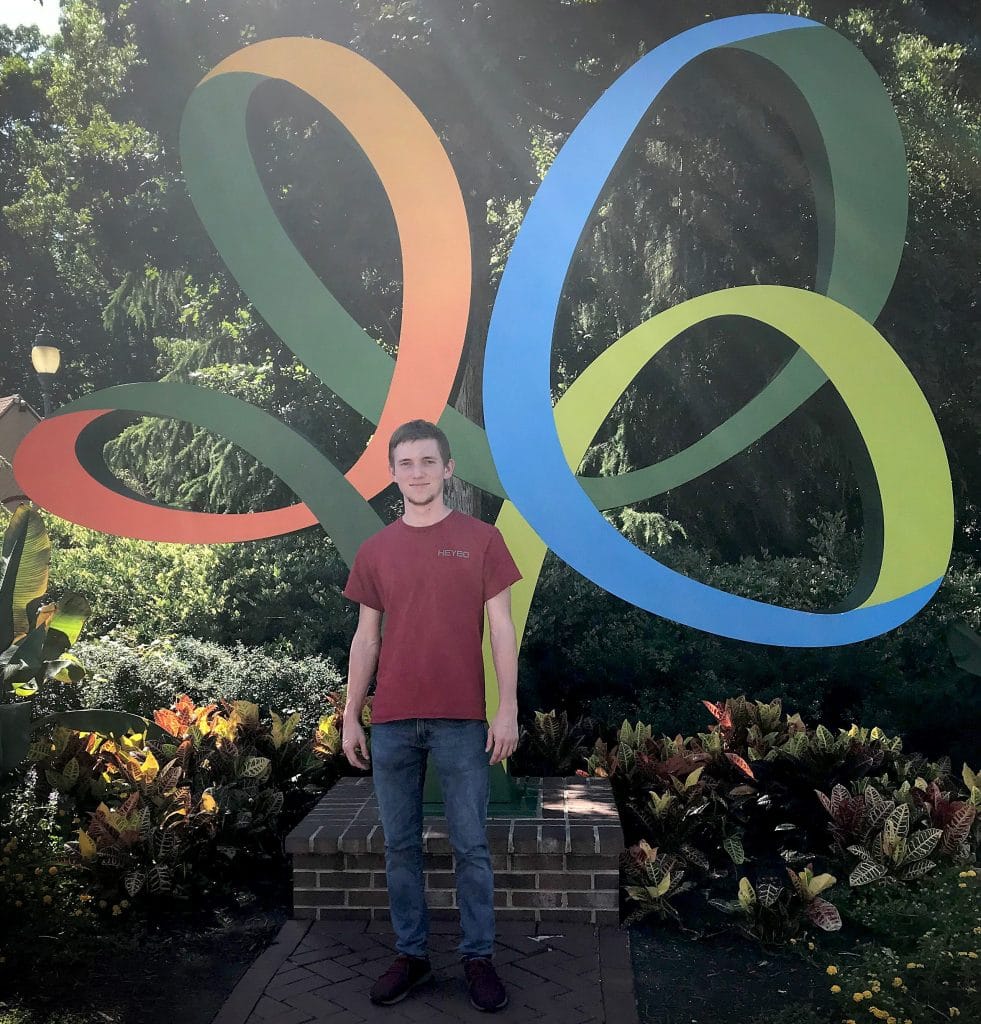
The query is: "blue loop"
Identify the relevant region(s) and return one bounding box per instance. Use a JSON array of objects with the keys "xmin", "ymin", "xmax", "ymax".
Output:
[{"xmin": 482, "ymin": 14, "xmax": 940, "ymax": 647}]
